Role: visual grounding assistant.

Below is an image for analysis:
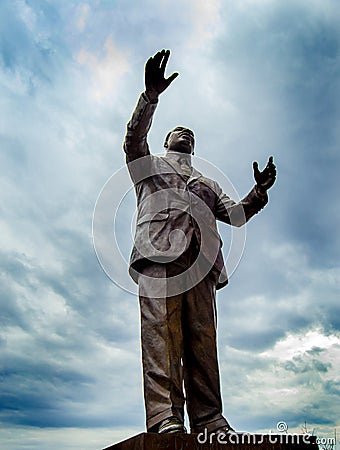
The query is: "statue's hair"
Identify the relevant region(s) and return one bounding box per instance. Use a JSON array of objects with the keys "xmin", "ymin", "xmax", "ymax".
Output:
[{"xmin": 164, "ymin": 131, "xmax": 172, "ymax": 148}]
